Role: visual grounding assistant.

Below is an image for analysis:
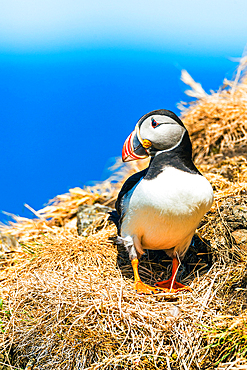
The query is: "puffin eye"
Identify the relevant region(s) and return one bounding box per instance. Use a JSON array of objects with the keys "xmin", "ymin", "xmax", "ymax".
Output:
[{"xmin": 151, "ymin": 118, "xmax": 159, "ymax": 128}]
